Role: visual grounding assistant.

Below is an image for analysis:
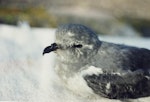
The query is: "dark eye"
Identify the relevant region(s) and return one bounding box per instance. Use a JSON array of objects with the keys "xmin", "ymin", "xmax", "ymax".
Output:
[{"xmin": 72, "ymin": 44, "xmax": 82, "ymax": 48}]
